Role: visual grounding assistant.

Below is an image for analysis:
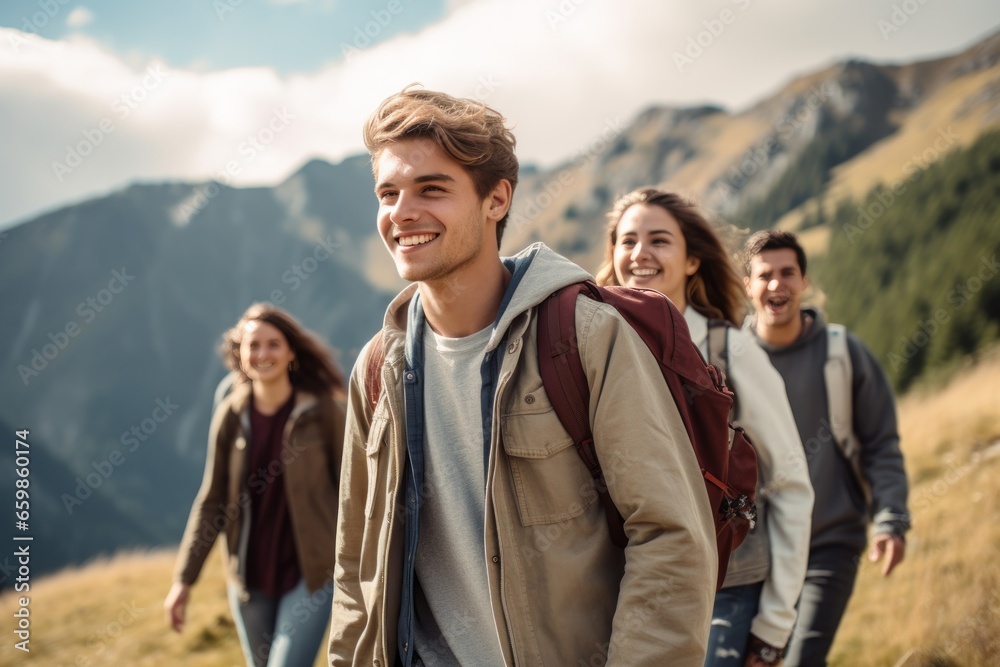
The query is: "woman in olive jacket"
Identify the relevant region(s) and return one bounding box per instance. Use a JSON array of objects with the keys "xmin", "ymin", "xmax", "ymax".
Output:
[{"xmin": 164, "ymin": 303, "xmax": 346, "ymax": 667}]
